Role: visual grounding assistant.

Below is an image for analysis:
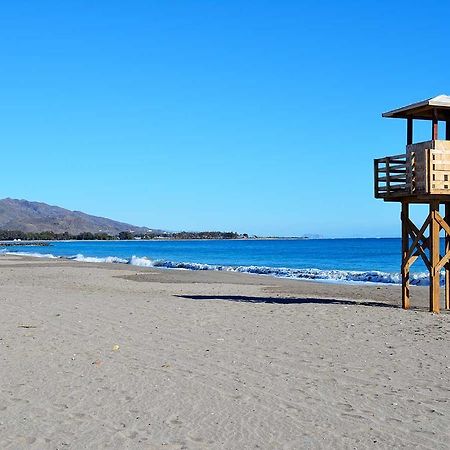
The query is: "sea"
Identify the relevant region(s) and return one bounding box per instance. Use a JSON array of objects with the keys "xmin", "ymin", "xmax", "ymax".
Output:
[{"xmin": 0, "ymin": 238, "xmax": 438, "ymax": 286}]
